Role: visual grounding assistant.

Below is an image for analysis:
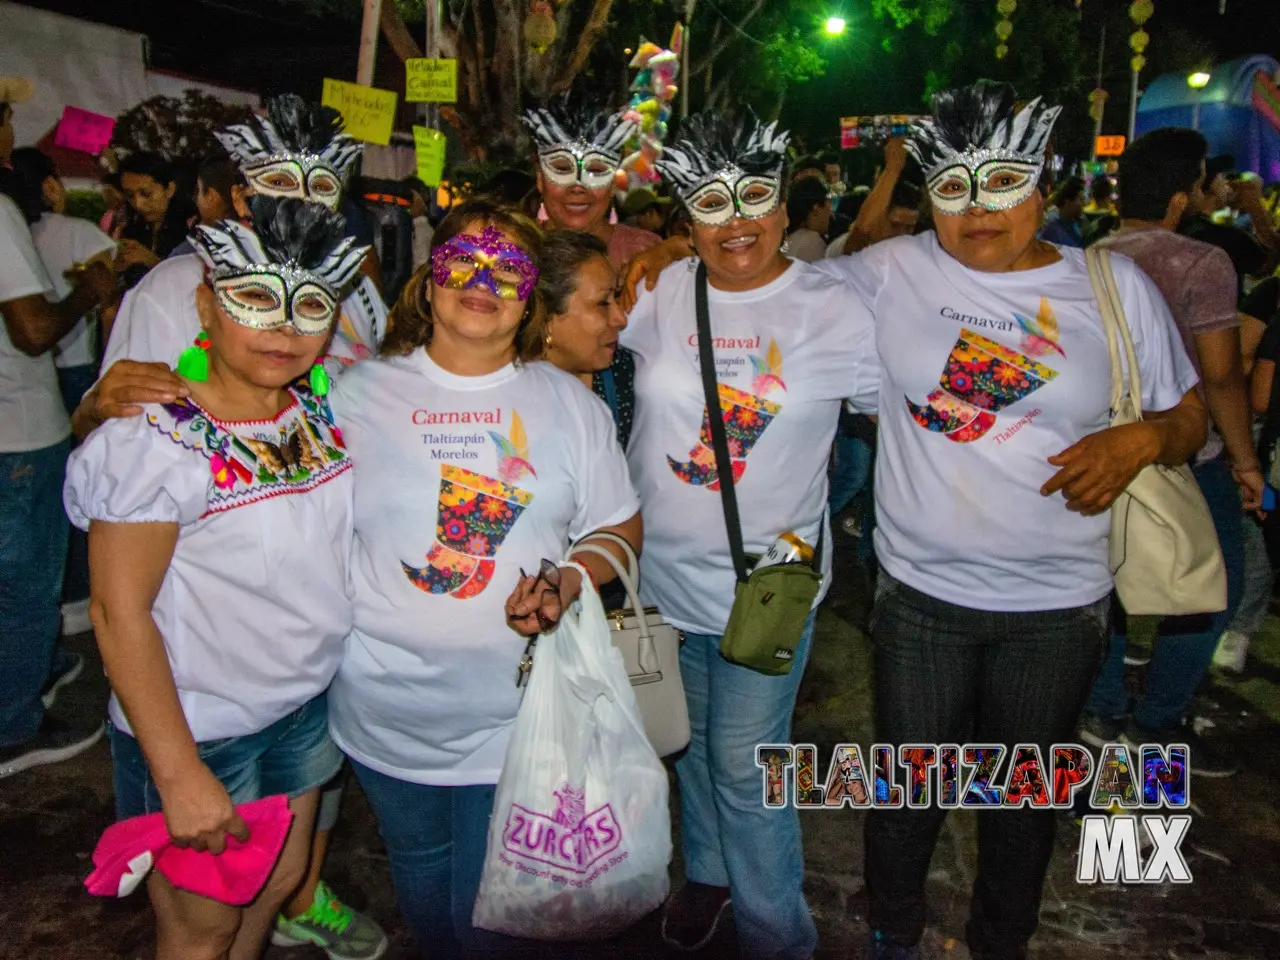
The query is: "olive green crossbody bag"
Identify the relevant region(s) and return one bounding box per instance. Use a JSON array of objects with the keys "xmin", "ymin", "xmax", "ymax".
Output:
[{"xmin": 694, "ymin": 263, "xmax": 823, "ymax": 676}]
